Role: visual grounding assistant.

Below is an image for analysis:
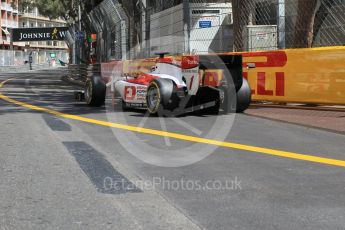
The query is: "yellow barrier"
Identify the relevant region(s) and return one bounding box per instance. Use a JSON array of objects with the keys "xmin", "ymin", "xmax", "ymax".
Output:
[
  {"xmin": 102, "ymin": 47, "xmax": 345, "ymax": 105},
  {"xmin": 241, "ymin": 46, "xmax": 345, "ymax": 105}
]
